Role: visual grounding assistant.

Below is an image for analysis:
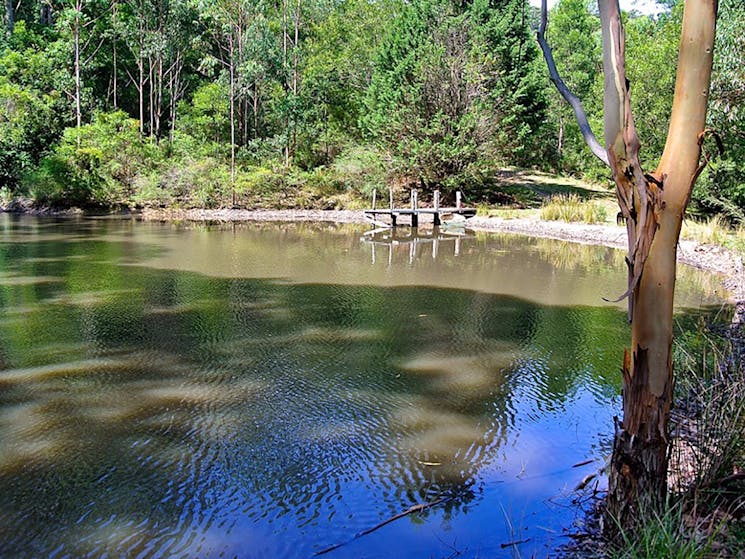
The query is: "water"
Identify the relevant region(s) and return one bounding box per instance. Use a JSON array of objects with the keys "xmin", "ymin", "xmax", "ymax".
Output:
[{"xmin": 0, "ymin": 215, "xmax": 729, "ymax": 558}]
